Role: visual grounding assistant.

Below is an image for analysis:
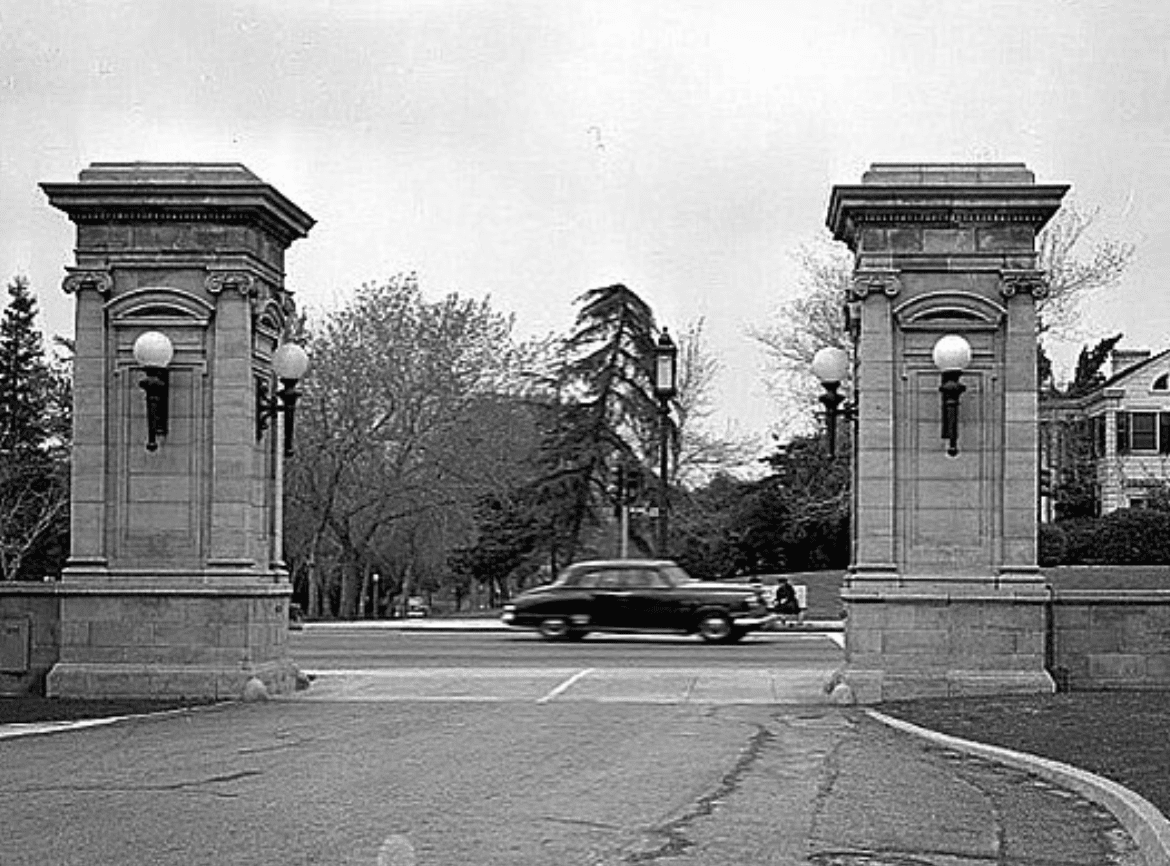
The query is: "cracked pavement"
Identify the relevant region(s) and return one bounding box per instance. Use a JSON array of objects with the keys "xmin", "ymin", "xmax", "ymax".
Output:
[{"xmin": 0, "ymin": 700, "xmax": 1143, "ymax": 865}]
